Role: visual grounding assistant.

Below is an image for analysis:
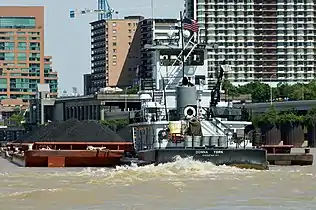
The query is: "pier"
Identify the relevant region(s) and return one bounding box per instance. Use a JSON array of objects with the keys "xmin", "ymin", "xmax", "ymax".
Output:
[{"xmin": 262, "ymin": 145, "xmax": 313, "ymax": 166}]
